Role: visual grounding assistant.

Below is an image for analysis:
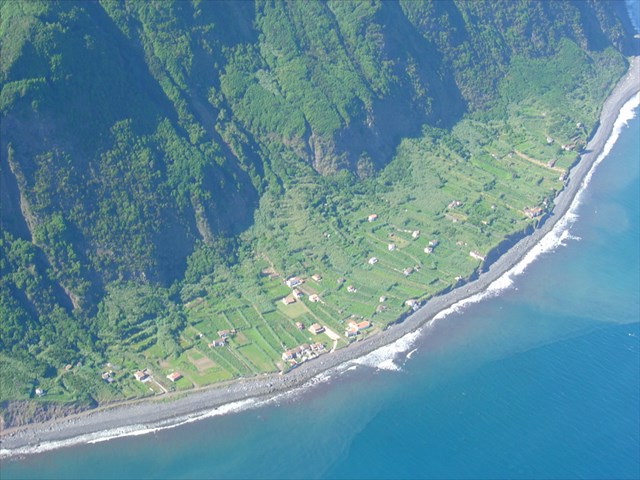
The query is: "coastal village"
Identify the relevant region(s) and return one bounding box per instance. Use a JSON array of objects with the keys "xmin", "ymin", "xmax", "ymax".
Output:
[
  {"xmin": 86, "ymin": 107, "xmax": 582, "ymax": 400},
  {"xmin": 3, "ymin": 1, "xmax": 635, "ymax": 469},
  {"xmin": 41, "ymin": 137, "xmax": 563, "ymax": 401},
  {"xmin": 29, "ymin": 108, "xmax": 584, "ymax": 400},
  {"xmin": 38, "ymin": 145, "xmax": 560, "ymax": 401},
  {"xmin": 19, "ymin": 79, "xmax": 612, "ymax": 418},
  {"xmin": 35, "ymin": 109, "xmax": 575, "ymax": 399},
  {"xmin": 118, "ymin": 194, "xmax": 553, "ymax": 396}
]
